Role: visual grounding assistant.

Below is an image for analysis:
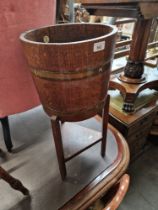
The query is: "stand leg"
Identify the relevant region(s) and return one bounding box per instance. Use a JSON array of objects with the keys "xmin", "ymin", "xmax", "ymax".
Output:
[
  {"xmin": 0, "ymin": 117, "xmax": 13, "ymax": 152},
  {"xmin": 51, "ymin": 117, "xmax": 67, "ymax": 180},
  {"xmin": 101, "ymin": 95, "xmax": 110, "ymax": 157},
  {"xmin": 0, "ymin": 166, "xmax": 29, "ymax": 195}
]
